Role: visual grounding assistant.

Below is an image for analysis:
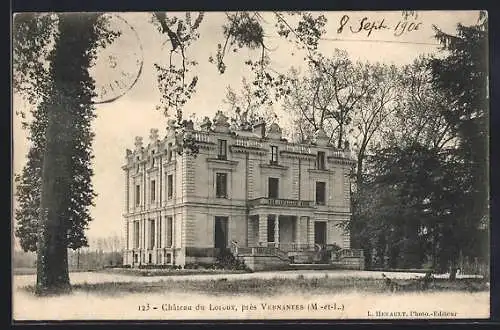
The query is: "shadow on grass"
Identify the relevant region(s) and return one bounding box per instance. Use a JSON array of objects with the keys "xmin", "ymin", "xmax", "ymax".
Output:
[{"xmin": 19, "ymin": 275, "xmax": 489, "ymax": 298}]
